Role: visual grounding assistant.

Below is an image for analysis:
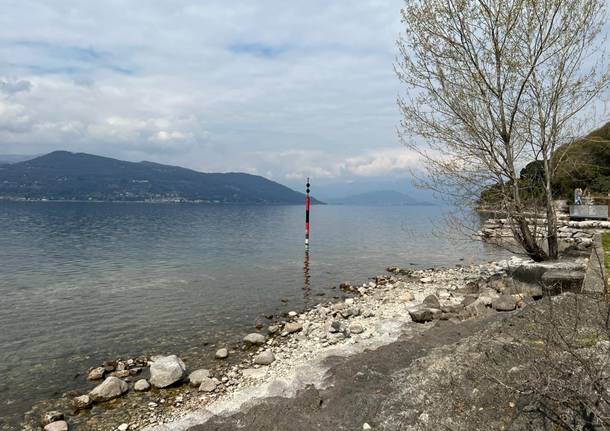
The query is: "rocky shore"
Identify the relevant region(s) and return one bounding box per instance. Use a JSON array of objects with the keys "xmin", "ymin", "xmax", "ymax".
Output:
[{"xmin": 26, "ymin": 251, "xmax": 577, "ymax": 431}]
